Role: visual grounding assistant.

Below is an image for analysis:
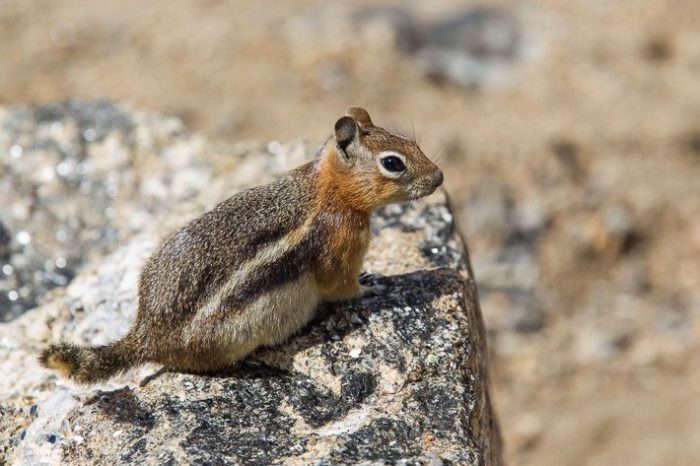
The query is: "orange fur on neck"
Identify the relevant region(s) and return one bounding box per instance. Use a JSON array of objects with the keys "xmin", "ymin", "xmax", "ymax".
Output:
[
  {"xmin": 313, "ymin": 145, "xmax": 373, "ymax": 298},
  {"xmin": 317, "ymin": 145, "xmax": 396, "ymax": 213}
]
